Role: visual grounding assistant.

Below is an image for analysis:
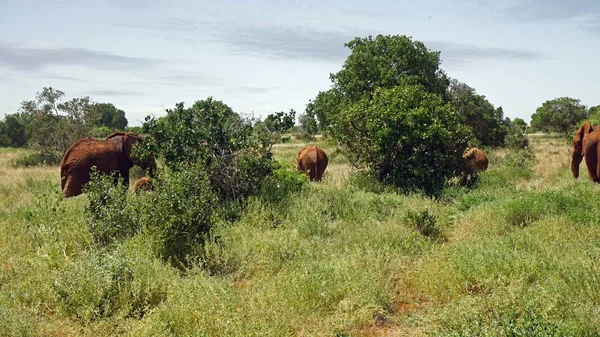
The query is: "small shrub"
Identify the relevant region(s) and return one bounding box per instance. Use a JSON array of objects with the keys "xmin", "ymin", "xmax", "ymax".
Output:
[
  {"xmin": 257, "ymin": 163, "xmax": 309, "ymax": 206},
  {"xmin": 54, "ymin": 243, "xmax": 176, "ymax": 323},
  {"xmin": 505, "ymin": 125, "xmax": 530, "ymax": 149},
  {"xmin": 346, "ymin": 172, "xmax": 389, "ymax": 194},
  {"xmin": 404, "ymin": 209, "xmax": 444, "ymax": 241},
  {"xmin": 504, "ymin": 148, "xmax": 536, "ymax": 170},
  {"xmin": 135, "ymin": 163, "xmax": 218, "ymax": 266},
  {"xmin": 12, "ymin": 150, "xmax": 62, "ymax": 167},
  {"xmin": 84, "ymin": 169, "xmax": 136, "ymax": 246}
]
